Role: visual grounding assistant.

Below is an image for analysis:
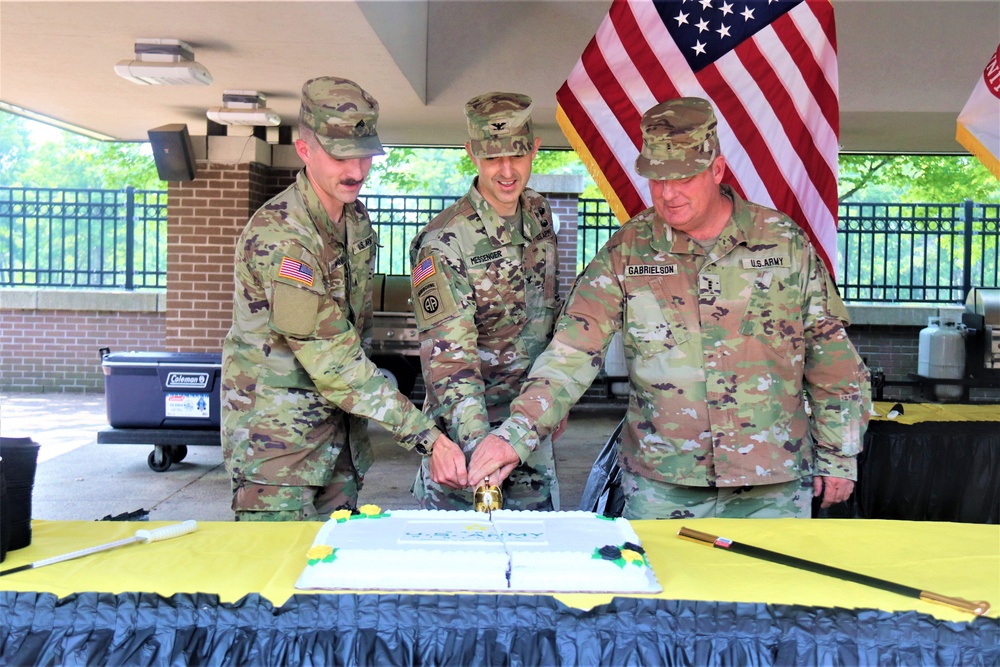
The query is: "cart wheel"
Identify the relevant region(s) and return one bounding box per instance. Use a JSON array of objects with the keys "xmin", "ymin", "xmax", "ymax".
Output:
[
  {"xmin": 148, "ymin": 446, "xmax": 172, "ymax": 473},
  {"xmin": 170, "ymin": 445, "xmax": 188, "ymax": 463}
]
